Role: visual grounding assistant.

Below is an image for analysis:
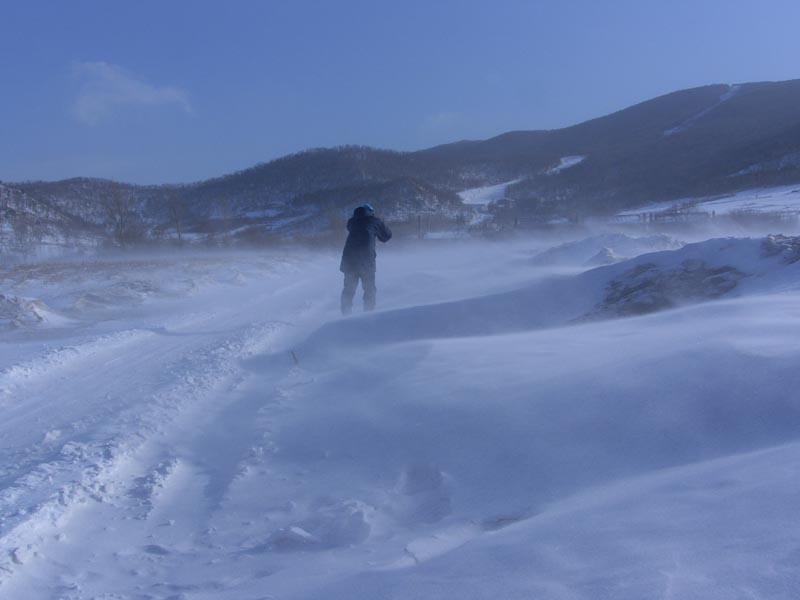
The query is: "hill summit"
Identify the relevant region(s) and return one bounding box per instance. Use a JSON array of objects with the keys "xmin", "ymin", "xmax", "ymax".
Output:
[{"xmin": 7, "ymin": 78, "xmax": 800, "ymax": 249}]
